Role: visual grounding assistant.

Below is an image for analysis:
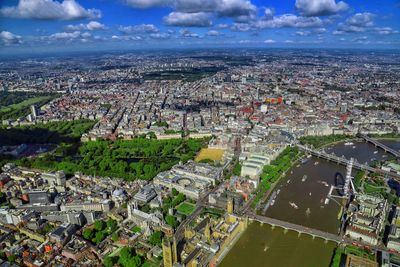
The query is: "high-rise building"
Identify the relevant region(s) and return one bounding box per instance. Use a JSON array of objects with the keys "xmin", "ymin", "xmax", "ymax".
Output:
[
  {"xmin": 162, "ymin": 237, "xmax": 177, "ymax": 267},
  {"xmin": 31, "ymin": 105, "xmax": 39, "ymax": 118},
  {"xmin": 204, "ymin": 221, "xmax": 211, "ymax": 243},
  {"xmin": 260, "ymin": 104, "xmax": 268, "ymax": 113},
  {"xmin": 1, "ymin": 83, "xmax": 8, "ymax": 92},
  {"xmin": 340, "ymin": 102, "xmax": 348, "ymax": 113},
  {"xmin": 227, "ymin": 197, "xmax": 234, "ymax": 214}
]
